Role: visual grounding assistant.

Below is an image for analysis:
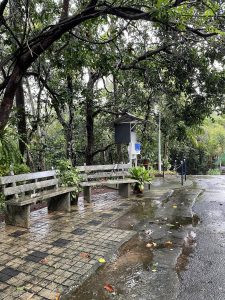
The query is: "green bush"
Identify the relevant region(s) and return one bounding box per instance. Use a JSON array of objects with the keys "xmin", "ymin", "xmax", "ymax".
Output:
[
  {"xmin": 207, "ymin": 168, "xmax": 221, "ymax": 175},
  {"xmin": 0, "ymin": 165, "xmax": 10, "ymax": 176},
  {"xmin": 55, "ymin": 159, "xmax": 81, "ymax": 195},
  {"xmin": 13, "ymin": 164, "xmax": 30, "ymax": 174}
]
